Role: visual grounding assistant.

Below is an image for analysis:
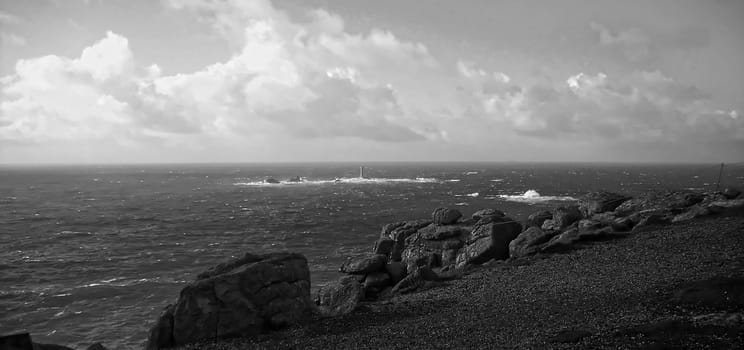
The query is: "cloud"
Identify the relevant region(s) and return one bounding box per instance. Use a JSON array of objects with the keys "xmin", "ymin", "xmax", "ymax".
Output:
[
  {"xmin": 456, "ymin": 63, "xmax": 743, "ymax": 145},
  {"xmin": 589, "ymin": 22, "xmax": 711, "ymax": 63},
  {"xmin": 1, "ymin": 32, "xmax": 27, "ymax": 46},
  {"xmin": 1, "ymin": 0, "xmax": 441, "ymax": 150},
  {"xmin": 0, "ymin": 10, "xmax": 24, "ymax": 24}
]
